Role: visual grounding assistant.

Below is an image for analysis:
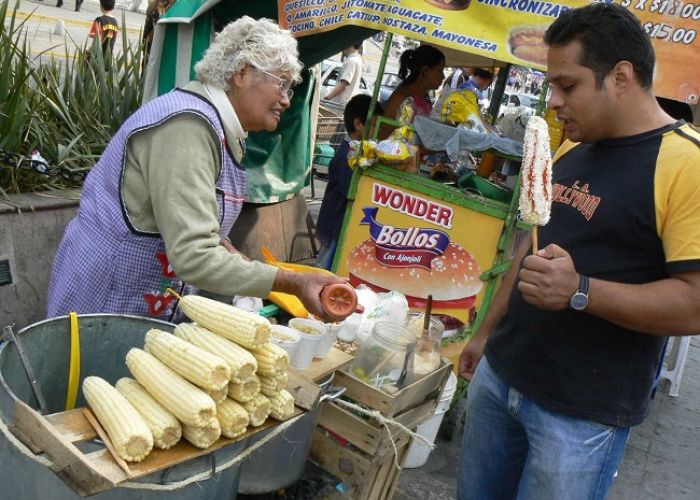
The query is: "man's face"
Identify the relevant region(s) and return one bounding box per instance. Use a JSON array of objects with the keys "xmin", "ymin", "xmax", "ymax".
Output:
[
  {"xmin": 233, "ymin": 66, "xmax": 292, "ymax": 132},
  {"xmin": 547, "ymin": 41, "xmax": 617, "ymax": 143}
]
